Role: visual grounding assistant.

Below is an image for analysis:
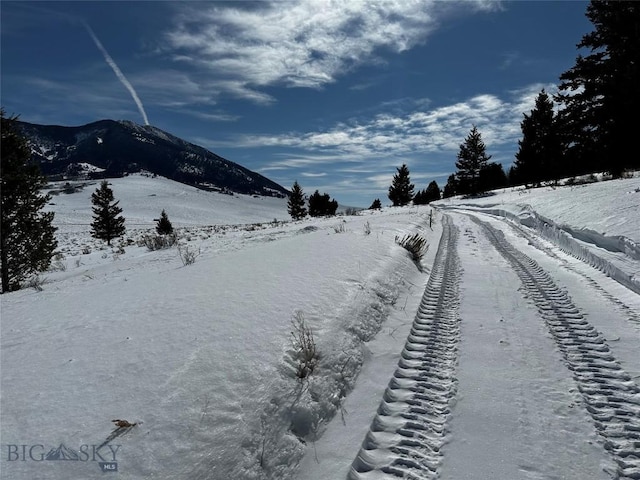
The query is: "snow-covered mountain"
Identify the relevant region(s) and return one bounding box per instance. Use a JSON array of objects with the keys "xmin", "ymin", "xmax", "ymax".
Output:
[{"xmin": 16, "ymin": 119, "xmax": 288, "ymax": 197}]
